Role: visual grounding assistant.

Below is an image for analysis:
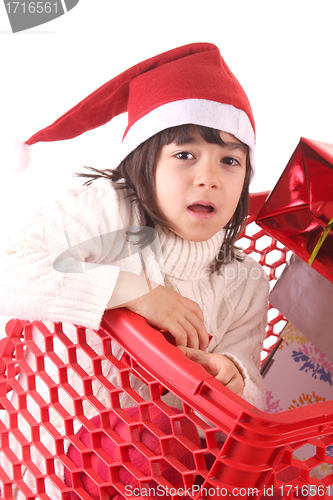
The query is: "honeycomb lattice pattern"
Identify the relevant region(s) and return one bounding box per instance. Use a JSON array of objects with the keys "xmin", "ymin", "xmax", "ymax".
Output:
[
  {"xmin": 238, "ymin": 219, "xmax": 290, "ymax": 364},
  {"xmin": 1, "ymin": 315, "xmax": 333, "ymax": 500},
  {"xmin": 237, "ymin": 192, "xmax": 292, "ymax": 363},
  {"xmin": 0, "ymin": 192, "xmax": 332, "ymax": 499}
]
